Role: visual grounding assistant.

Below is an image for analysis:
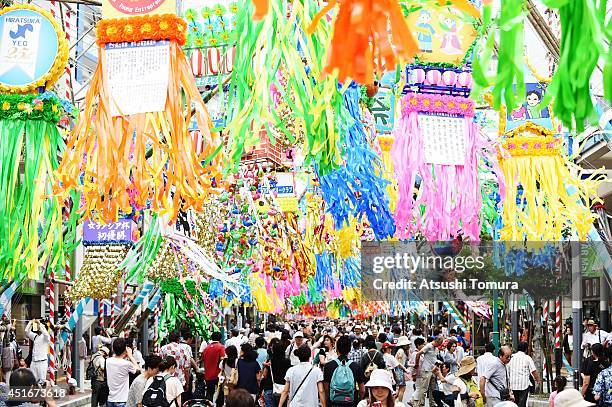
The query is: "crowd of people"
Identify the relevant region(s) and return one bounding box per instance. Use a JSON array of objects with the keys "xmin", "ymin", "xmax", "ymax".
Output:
[
  {"xmin": 5, "ymin": 317, "xmax": 612, "ymax": 407},
  {"xmin": 79, "ymin": 319, "xmax": 606, "ymax": 407}
]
